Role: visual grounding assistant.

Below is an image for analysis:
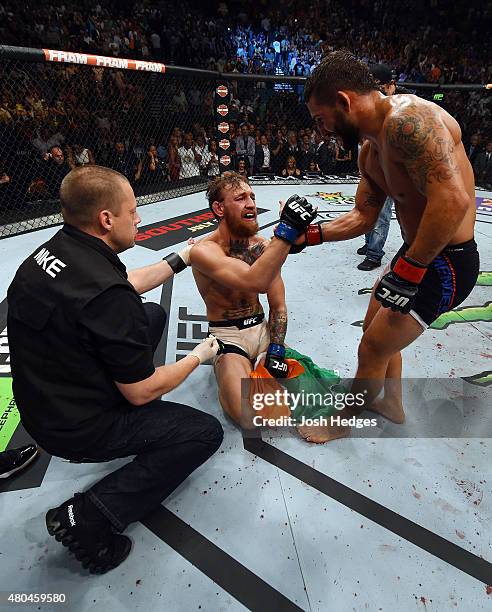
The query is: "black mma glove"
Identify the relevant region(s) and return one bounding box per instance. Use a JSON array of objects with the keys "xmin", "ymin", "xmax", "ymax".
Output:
[
  {"xmin": 264, "ymin": 343, "xmax": 288, "ymax": 378},
  {"xmin": 375, "ymin": 254, "xmax": 428, "ymax": 313},
  {"xmin": 274, "ymin": 195, "xmax": 317, "ymax": 244}
]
